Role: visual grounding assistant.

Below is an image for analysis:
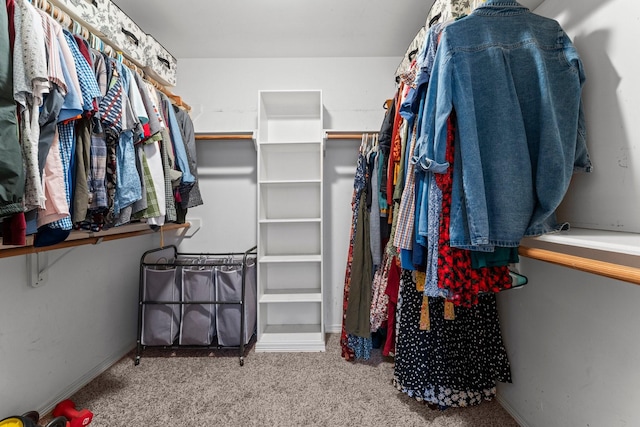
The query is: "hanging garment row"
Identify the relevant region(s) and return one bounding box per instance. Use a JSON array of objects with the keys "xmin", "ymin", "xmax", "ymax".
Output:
[
  {"xmin": 341, "ymin": 0, "xmax": 591, "ymax": 409},
  {"xmin": 0, "ymin": 0, "xmax": 203, "ymax": 248}
]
